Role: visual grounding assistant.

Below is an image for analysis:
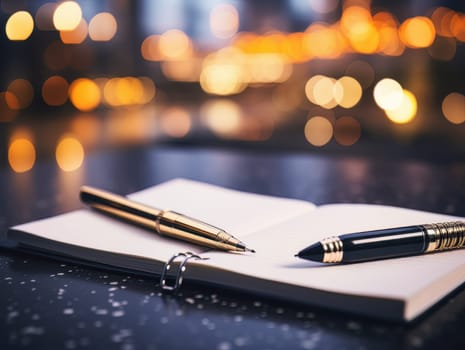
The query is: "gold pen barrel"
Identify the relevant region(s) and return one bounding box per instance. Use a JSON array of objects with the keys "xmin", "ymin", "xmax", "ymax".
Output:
[
  {"xmin": 157, "ymin": 221, "xmax": 247, "ymax": 252},
  {"xmin": 158, "ymin": 211, "xmax": 247, "ymax": 250}
]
